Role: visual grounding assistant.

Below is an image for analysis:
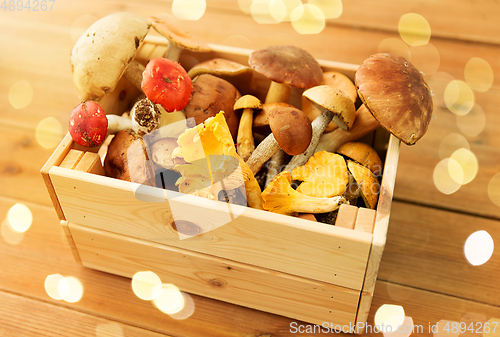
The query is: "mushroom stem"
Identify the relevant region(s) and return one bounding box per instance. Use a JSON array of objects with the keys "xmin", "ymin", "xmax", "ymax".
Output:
[
  {"xmin": 123, "ymin": 61, "xmax": 145, "ymax": 92},
  {"xmin": 236, "ymin": 107, "xmax": 256, "ymax": 161},
  {"xmin": 292, "ymin": 195, "xmax": 346, "ymax": 214},
  {"xmin": 265, "ymin": 149, "xmax": 288, "ymax": 187},
  {"xmin": 107, "ymin": 115, "xmax": 133, "ymax": 134},
  {"xmin": 246, "ymin": 133, "xmax": 281, "ymax": 175},
  {"xmin": 265, "ymin": 81, "xmax": 291, "ymax": 104},
  {"xmin": 165, "ymin": 44, "xmax": 182, "ymax": 62},
  {"xmin": 283, "ymin": 109, "xmax": 334, "ymax": 173},
  {"xmin": 315, "ymin": 105, "xmax": 380, "ymax": 153}
]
